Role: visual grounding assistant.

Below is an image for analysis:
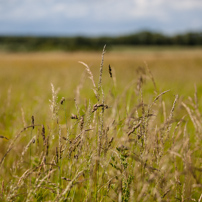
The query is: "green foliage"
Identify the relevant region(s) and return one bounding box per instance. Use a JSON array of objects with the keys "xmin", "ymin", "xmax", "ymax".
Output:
[
  {"xmin": 122, "ymin": 175, "xmax": 134, "ymax": 202},
  {"xmin": 0, "ymin": 31, "xmax": 202, "ymax": 52}
]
